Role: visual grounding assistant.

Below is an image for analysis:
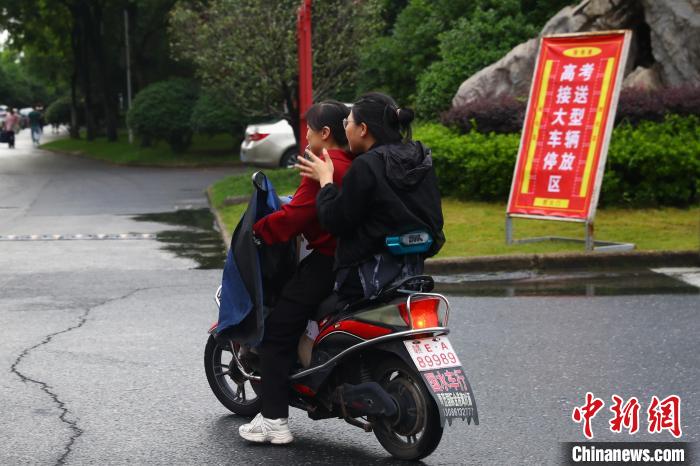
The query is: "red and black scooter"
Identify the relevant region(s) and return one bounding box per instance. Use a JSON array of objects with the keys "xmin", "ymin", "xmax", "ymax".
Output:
[
  {"xmin": 204, "ymin": 174, "xmax": 478, "ymax": 460},
  {"xmin": 206, "ymin": 276, "xmax": 478, "ymax": 461}
]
